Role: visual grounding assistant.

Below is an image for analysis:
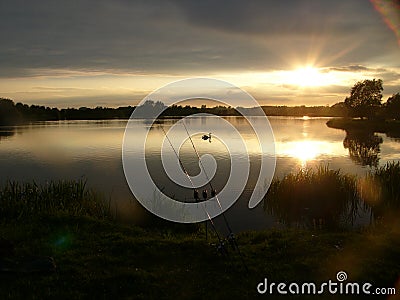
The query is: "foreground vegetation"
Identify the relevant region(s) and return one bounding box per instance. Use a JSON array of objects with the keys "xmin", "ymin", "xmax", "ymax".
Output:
[
  {"xmin": 1, "ymin": 164, "xmax": 400, "ymax": 299},
  {"xmin": 1, "ymin": 216, "xmax": 400, "ymax": 299}
]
